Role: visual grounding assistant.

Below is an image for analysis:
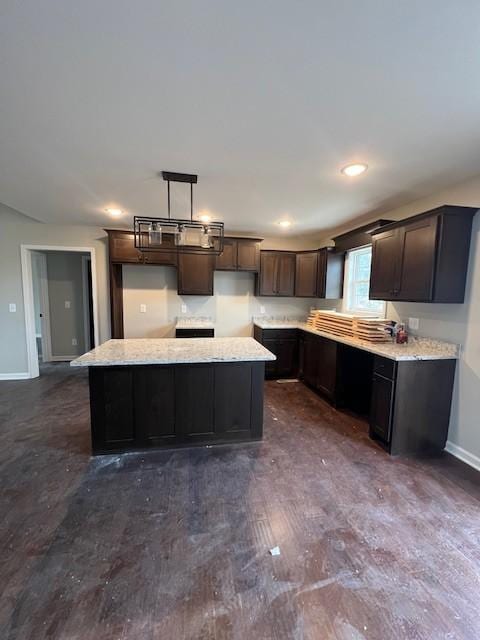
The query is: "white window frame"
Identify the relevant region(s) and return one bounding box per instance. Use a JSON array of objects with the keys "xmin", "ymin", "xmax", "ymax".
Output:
[{"xmin": 343, "ymin": 245, "xmax": 386, "ymax": 317}]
